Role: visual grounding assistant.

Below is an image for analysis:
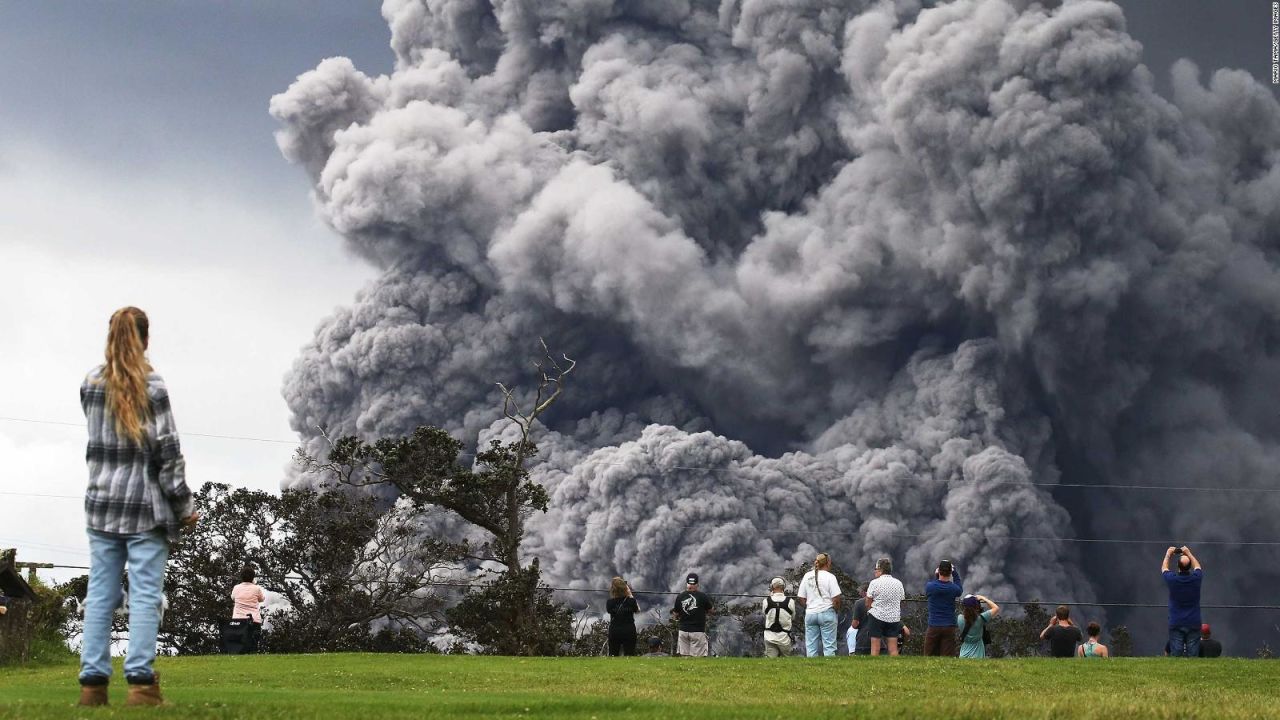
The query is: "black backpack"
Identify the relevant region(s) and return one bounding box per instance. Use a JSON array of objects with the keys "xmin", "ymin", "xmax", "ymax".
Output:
[{"xmin": 764, "ymin": 597, "xmax": 794, "ymax": 633}]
